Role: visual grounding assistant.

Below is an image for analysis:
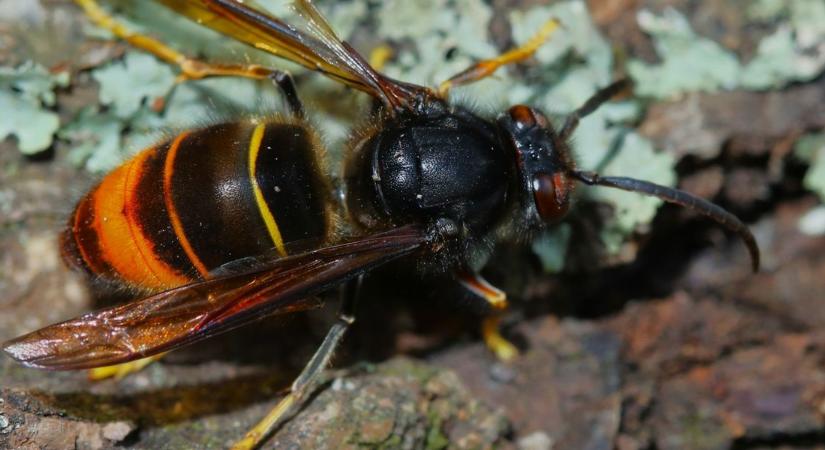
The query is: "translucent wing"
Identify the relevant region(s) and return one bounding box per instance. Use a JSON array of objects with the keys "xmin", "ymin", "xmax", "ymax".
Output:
[
  {"xmin": 156, "ymin": 0, "xmax": 433, "ymax": 110},
  {"xmin": 3, "ymin": 226, "xmax": 427, "ymax": 370}
]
